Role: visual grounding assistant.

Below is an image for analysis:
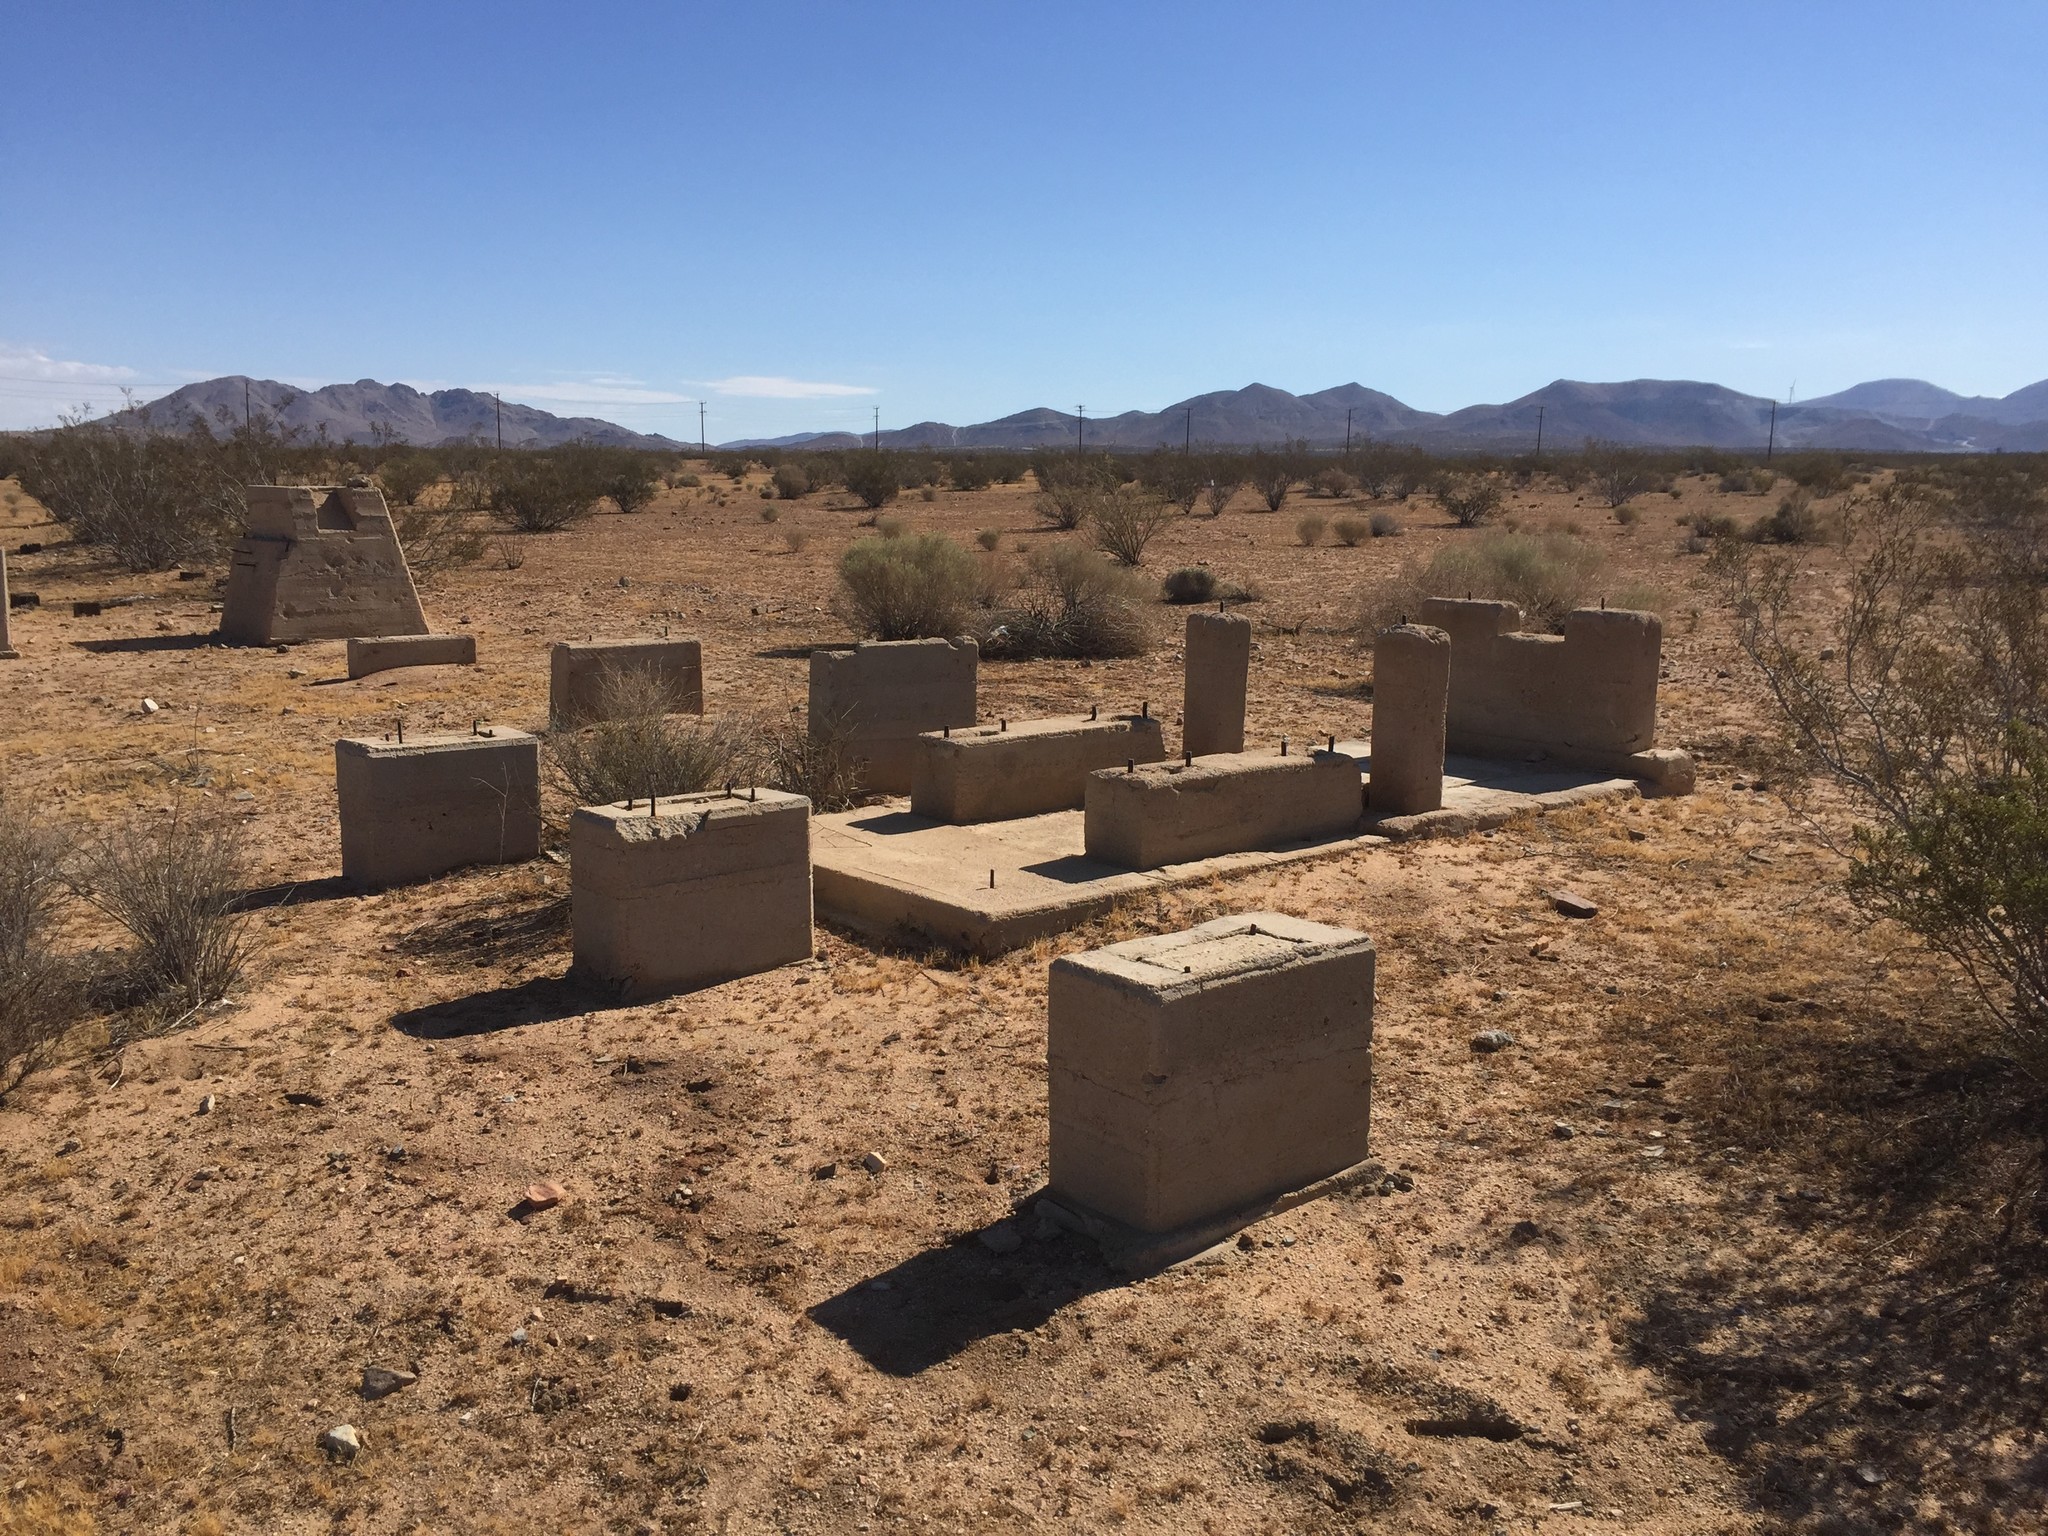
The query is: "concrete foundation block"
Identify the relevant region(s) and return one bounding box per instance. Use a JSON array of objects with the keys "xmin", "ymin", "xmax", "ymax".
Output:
[
  {"xmin": 808, "ymin": 637, "xmax": 978, "ymax": 794},
  {"xmin": 336, "ymin": 729, "xmax": 541, "ymax": 888},
  {"xmin": 346, "ymin": 633, "xmax": 477, "ymax": 678},
  {"xmin": 221, "ymin": 486, "xmax": 429, "ymax": 645},
  {"xmin": 1083, "ymin": 748, "xmax": 1363, "ymax": 870},
  {"xmin": 909, "ymin": 712, "xmax": 1165, "ymax": 823},
  {"xmin": 1049, "ymin": 911, "xmax": 1375, "ymax": 1233},
  {"xmin": 1369, "ymin": 623, "xmax": 1450, "ymax": 815},
  {"xmin": 1182, "ymin": 611, "xmax": 1251, "ymax": 757},
  {"xmin": 571, "ymin": 788, "xmax": 813, "ymax": 1000},
  {"xmin": 0, "ymin": 548, "xmax": 16, "ymax": 659},
  {"xmin": 550, "ymin": 638, "xmax": 704, "ymax": 725}
]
